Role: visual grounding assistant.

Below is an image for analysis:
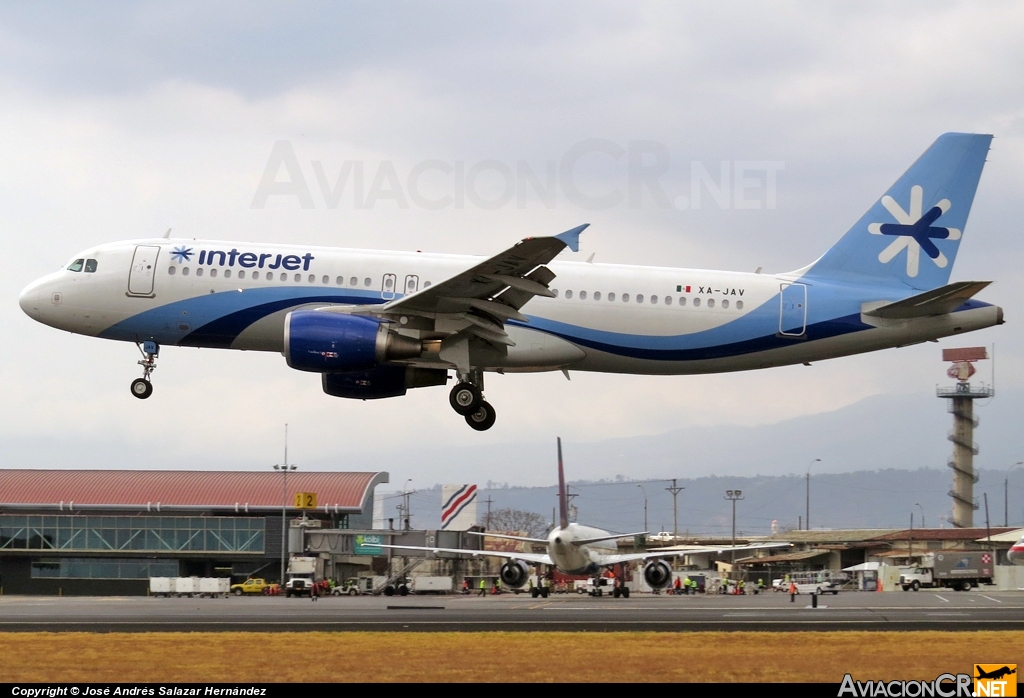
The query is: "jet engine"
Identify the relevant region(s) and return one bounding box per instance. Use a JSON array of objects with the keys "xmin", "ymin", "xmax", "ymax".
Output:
[
  {"xmin": 499, "ymin": 560, "xmax": 530, "ymax": 589},
  {"xmin": 322, "ymin": 365, "xmax": 448, "ymax": 400},
  {"xmin": 643, "ymin": 560, "xmax": 673, "ymax": 589},
  {"xmin": 284, "ymin": 310, "xmax": 422, "ymax": 372}
]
